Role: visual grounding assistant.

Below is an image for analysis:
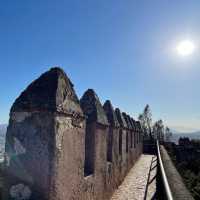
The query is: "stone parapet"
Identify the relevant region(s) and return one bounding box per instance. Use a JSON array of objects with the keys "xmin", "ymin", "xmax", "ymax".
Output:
[
  {"xmin": 3, "ymin": 67, "xmax": 144, "ymax": 200},
  {"xmin": 160, "ymin": 145, "xmax": 194, "ymax": 200}
]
